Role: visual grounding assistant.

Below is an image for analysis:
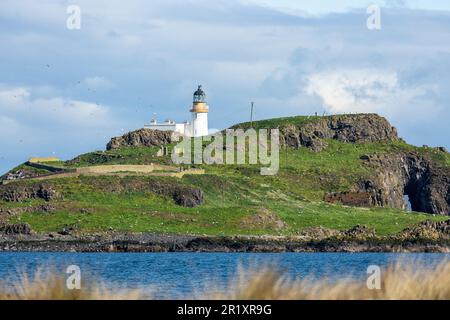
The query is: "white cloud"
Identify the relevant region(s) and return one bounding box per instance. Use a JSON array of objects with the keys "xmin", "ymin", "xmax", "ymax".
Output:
[
  {"xmin": 245, "ymin": 0, "xmax": 450, "ymax": 16},
  {"xmin": 0, "ymin": 85, "xmax": 125, "ymax": 173},
  {"xmin": 0, "ymin": 87, "xmax": 30, "ymax": 108},
  {"xmin": 0, "ymin": 85, "xmax": 113, "ymax": 128},
  {"xmin": 304, "ymin": 69, "xmax": 433, "ymax": 119}
]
